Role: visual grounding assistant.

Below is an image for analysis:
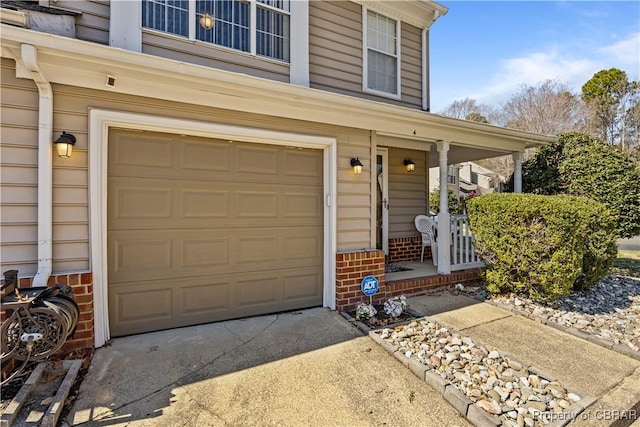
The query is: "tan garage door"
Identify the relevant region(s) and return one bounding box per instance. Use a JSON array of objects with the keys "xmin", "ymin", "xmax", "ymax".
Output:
[{"xmin": 107, "ymin": 129, "xmax": 324, "ymax": 336}]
